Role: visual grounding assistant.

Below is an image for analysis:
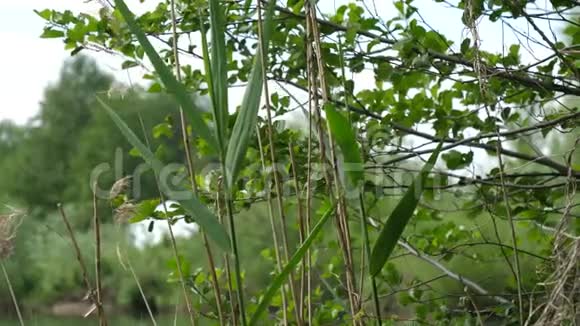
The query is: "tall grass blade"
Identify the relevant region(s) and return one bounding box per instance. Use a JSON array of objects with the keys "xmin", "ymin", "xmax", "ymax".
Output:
[
  {"xmin": 369, "ymin": 143, "xmax": 442, "ymax": 276},
  {"xmin": 324, "ymin": 103, "xmax": 363, "ymax": 188},
  {"xmin": 249, "ymin": 204, "xmax": 336, "ymax": 325},
  {"xmin": 208, "ymin": 0, "xmax": 228, "ymax": 154},
  {"xmin": 224, "ymin": 0, "xmax": 275, "ymax": 190},
  {"xmin": 98, "ymin": 97, "xmax": 231, "ymax": 252},
  {"xmin": 113, "ymin": 0, "xmax": 216, "ymax": 149},
  {"xmin": 198, "ymin": 12, "xmax": 218, "ymax": 146}
]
